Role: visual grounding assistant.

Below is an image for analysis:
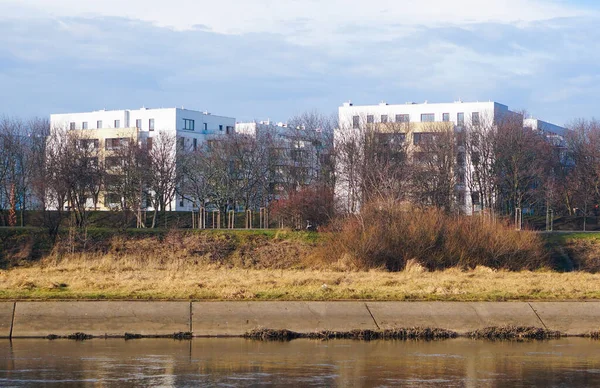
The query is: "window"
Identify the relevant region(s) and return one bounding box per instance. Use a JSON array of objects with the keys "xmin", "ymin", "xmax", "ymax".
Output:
[
  {"xmin": 457, "ymin": 112, "xmax": 465, "ymax": 126},
  {"xmin": 105, "ymin": 138, "xmax": 126, "ymax": 150},
  {"xmin": 472, "ymin": 112, "xmax": 480, "ymax": 126},
  {"xmin": 367, "ymin": 115, "xmax": 374, "ymax": 124},
  {"xmin": 395, "ymin": 114, "xmax": 409, "ymax": 123},
  {"xmin": 378, "ymin": 132, "xmax": 405, "ymax": 147},
  {"xmin": 203, "ymin": 123, "xmax": 208, "ymax": 131},
  {"xmin": 82, "ymin": 121, "xmax": 88, "ymax": 129},
  {"xmin": 69, "ymin": 122, "xmax": 75, "ymax": 130},
  {"xmin": 183, "ymin": 119, "xmax": 195, "ymax": 131},
  {"xmin": 352, "ymin": 116, "xmax": 360, "ymax": 129},
  {"xmin": 97, "ymin": 120, "xmax": 102, "ymax": 129},
  {"xmin": 381, "ymin": 115, "xmax": 388, "ymax": 123},
  {"xmin": 114, "ymin": 120, "xmax": 120, "ymax": 128},
  {"xmin": 442, "ymin": 113, "xmax": 450, "ymax": 122},
  {"xmin": 179, "ymin": 137, "xmax": 185, "ymax": 148},
  {"xmin": 179, "ymin": 195, "xmax": 184, "ymax": 207},
  {"xmin": 149, "ymin": 118, "xmax": 155, "ymax": 131},
  {"xmin": 413, "ymin": 133, "xmax": 422, "ymax": 145},
  {"xmin": 219, "ymin": 124, "xmax": 223, "ymax": 131},
  {"xmin": 226, "ymin": 126, "xmax": 233, "ymax": 134},
  {"xmin": 135, "ymin": 119, "xmax": 142, "ymax": 129},
  {"xmin": 413, "ymin": 132, "xmax": 435, "ymax": 145},
  {"xmin": 79, "ymin": 139, "xmax": 98, "ymax": 150},
  {"xmin": 421, "ymin": 113, "xmax": 435, "ymax": 122}
]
